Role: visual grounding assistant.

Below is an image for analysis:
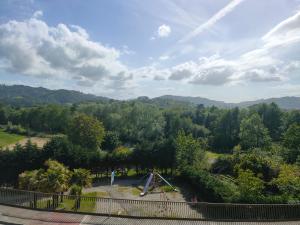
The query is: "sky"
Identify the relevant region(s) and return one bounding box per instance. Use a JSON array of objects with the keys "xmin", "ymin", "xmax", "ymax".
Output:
[{"xmin": 0, "ymin": 0, "xmax": 300, "ymax": 102}]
